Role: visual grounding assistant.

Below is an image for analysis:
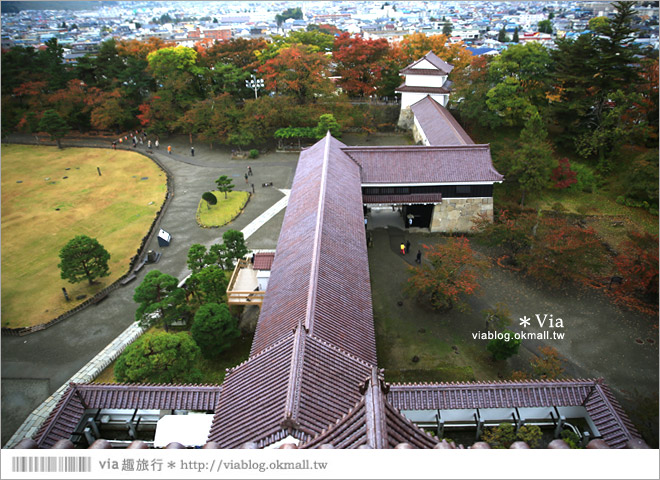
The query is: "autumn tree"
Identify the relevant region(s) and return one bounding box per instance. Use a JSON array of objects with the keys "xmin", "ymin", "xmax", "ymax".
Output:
[
  {"xmin": 551, "ymin": 158, "xmax": 578, "ymax": 189},
  {"xmin": 530, "ymin": 346, "xmax": 565, "ymax": 379},
  {"xmin": 332, "ymin": 33, "xmax": 390, "ymax": 97},
  {"xmin": 191, "ymin": 302, "xmax": 239, "ymax": 358},
  {"xmin": 406, "ymin": 237, "xmax": 488, "ymax": 312},
  {"xmin": 397, "ymin": 32, "xmax": 471, "ymax": 71},
  {"xmin": 612, "ymin": 232, "xmax": 659, "ymax": 305},
  {"xmin": 114, "ymin": 331, "xmax": 202, "ymax": 383},
  {"xmin": 258, "ymin": 44, "xmax": 334, "ymax": 104},
  {"xmin": 58, "ymin": 235, "xmax": 111, "ymax": 285}
]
